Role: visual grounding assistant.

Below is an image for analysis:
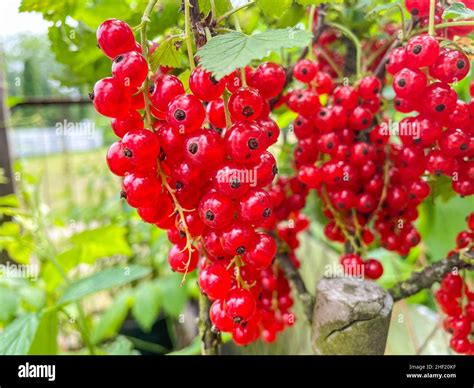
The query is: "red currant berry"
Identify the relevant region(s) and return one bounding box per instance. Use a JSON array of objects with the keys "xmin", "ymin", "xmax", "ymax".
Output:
[
  {"xmin": 97, "ymin": 19, "xmax": 136, "ymax": 59},
  {"xmin": 189, "ymin": 66, "xmax": 225, "ymax": 101},
  {"xmin": 364, "ymin": 259, "xmax": 384, "ymax": 280},
  {"xmin": 198, "ymin": 191, "xmax": 235, "ymax": 230},
  {"xmin": 150, "ymin": 74, "xmax": 185, "ymax": 113},
  {"xmin": 106, "ymin": 142, "xmax": 133, "ymax": 176},
  {"xmin": 228, "ymin": 87, "xmax": 264, "ymax": 121},
  {"xmin": 112, "ymin": 51, "xmax": 148, "ymax": 90},
  {"xmin": 91, "ymin": 77, "xmax": 131, "ymax": 118},
  {"xmin": 168, "ymin": 245, "xmax": 199, "ymax": 273},
  {"xmin": 199, "ymin": 263, "xmax": 232, "ymax": 300},
  {"xmin": 167, "ymin": 94, "xmax": 205, "ymax": 134},
  {"xmin": 249, "ymin": 62, "xmax": 286, "ymax": 99},
  {"xmin": 293, "ymin": 59, "xmax": 318, "ymax": 83},
  {"xmin": 405, "ymin": 34, "xmax": 439, "ymax": 68},
  {"xmin": 225, "ymin": 288, "xmax": 256, "ymax": 323}
]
